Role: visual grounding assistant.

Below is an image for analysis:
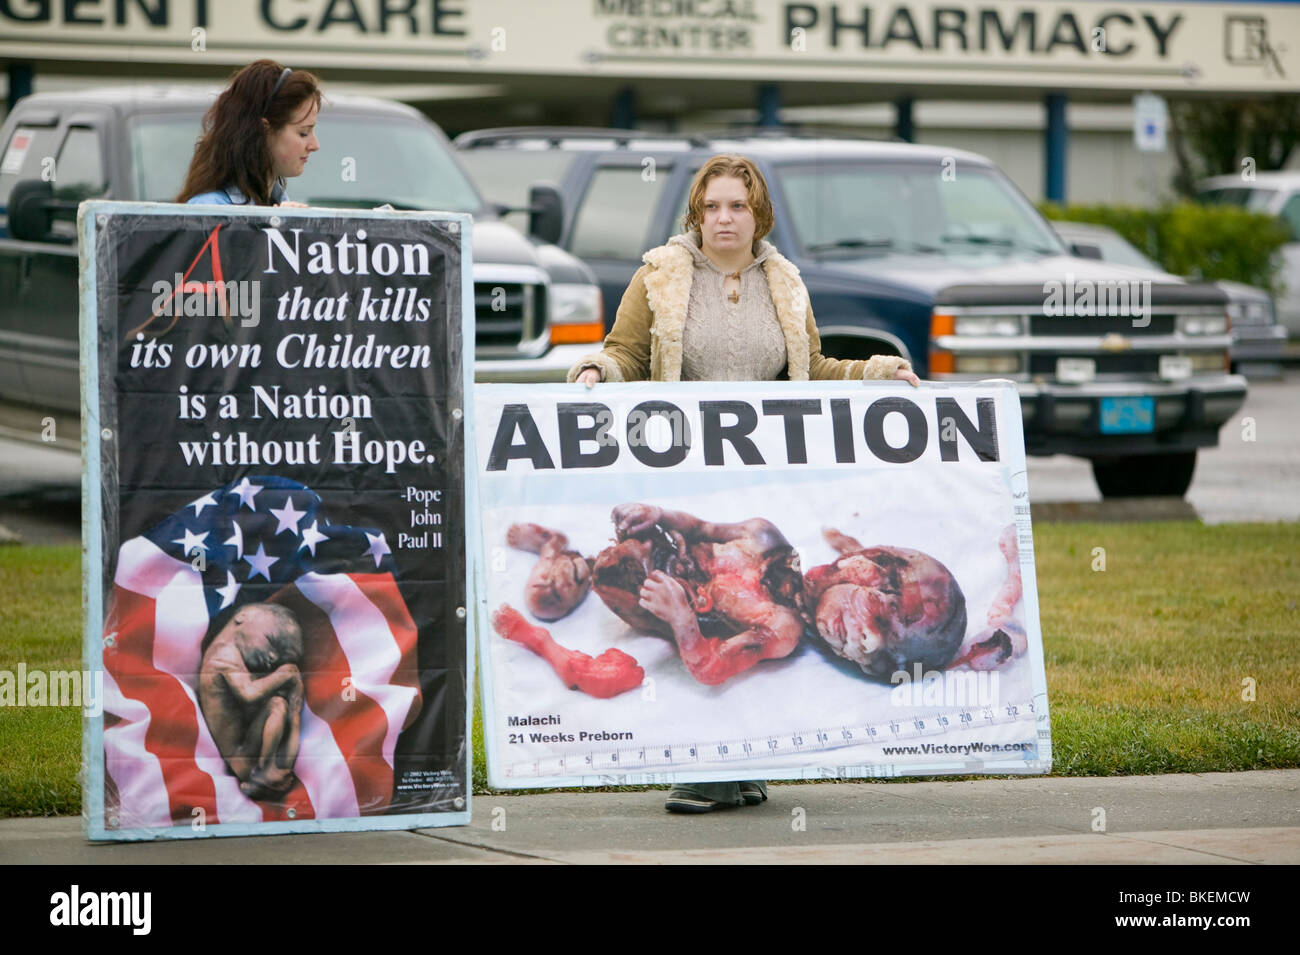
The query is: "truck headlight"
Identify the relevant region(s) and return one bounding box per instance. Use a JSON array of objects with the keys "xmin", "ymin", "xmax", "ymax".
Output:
[
  {"xmin": 953, "ymin": 354, "xmax": 1022, "ymax": 373},
  {"xmin": 954, "ymin": 316, "xmax": 1024, "ymax": 336},
  {"xmin": 1177, "ymin": 314, "xmax": 1228, "ymax": 335},
  {"xmin": 549, "ymin": 283, "xmax": 604, "ymax": 345}
]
